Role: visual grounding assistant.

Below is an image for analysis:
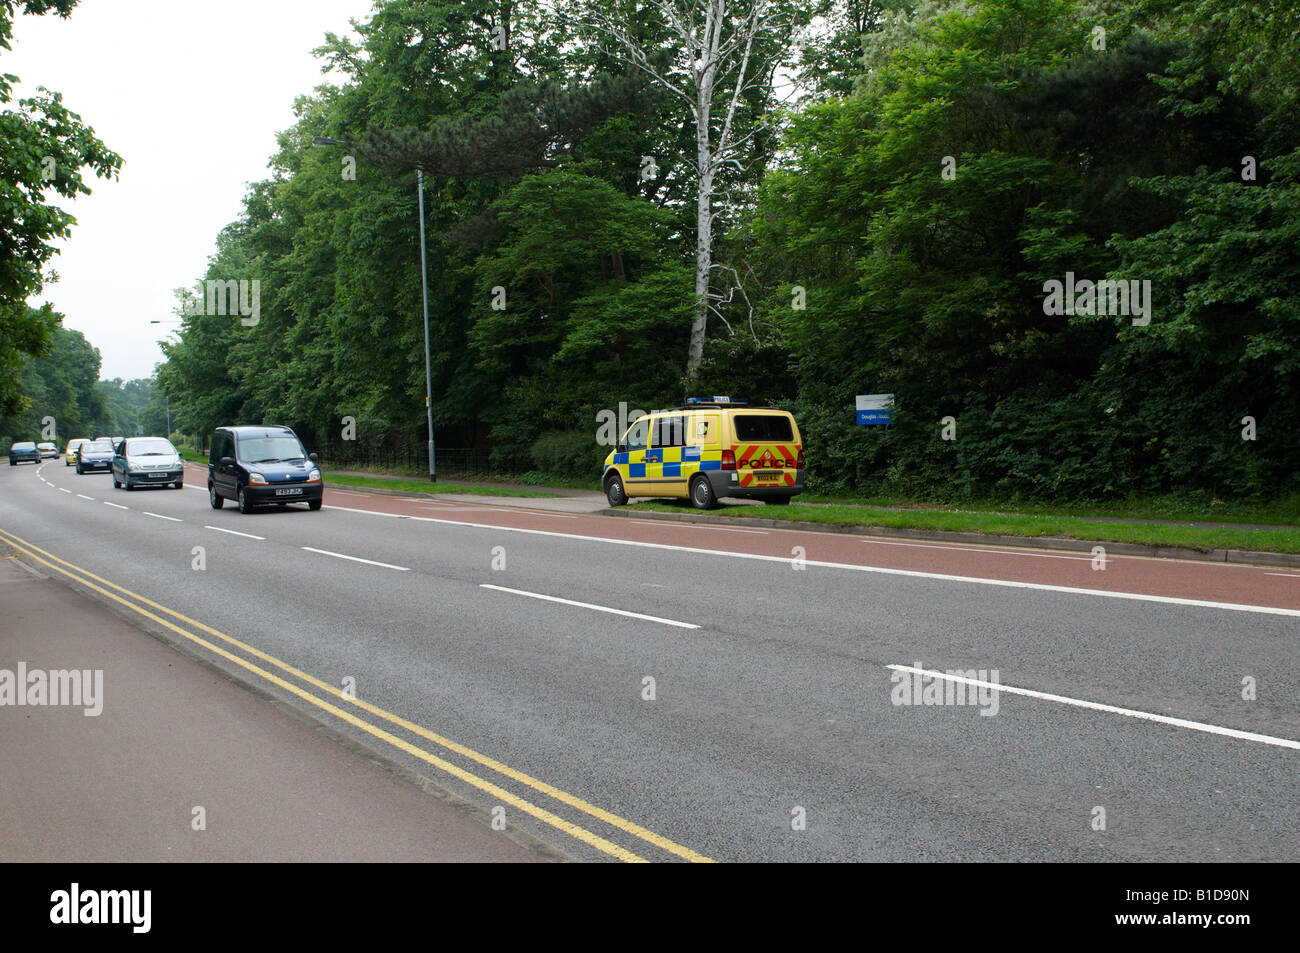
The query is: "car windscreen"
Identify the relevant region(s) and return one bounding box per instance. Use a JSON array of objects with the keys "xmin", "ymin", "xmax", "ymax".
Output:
[
  {"xmin": 733, "ymin": 415, "xmax": 794, "ymax": 442},
  {"xmin": 237, "ymin": 435, "xmax": 307, "ymax": 464},
  {"xmin": 12, "ymin": 442, "xmax": 35, "ymax": 450},
  {"xmin": 128, "ymin": 438, "xmax": 175, "ymax": 456},
  {"xmin": 85, "ymin": 440, "xmax": 114, "ymax": 451}
]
